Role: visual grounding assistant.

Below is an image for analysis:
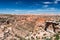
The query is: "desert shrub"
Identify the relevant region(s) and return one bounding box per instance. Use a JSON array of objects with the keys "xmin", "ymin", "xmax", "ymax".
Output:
[{"xmin": 55, "ymin": 33, "xmax": 60, "ymax": 40}]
